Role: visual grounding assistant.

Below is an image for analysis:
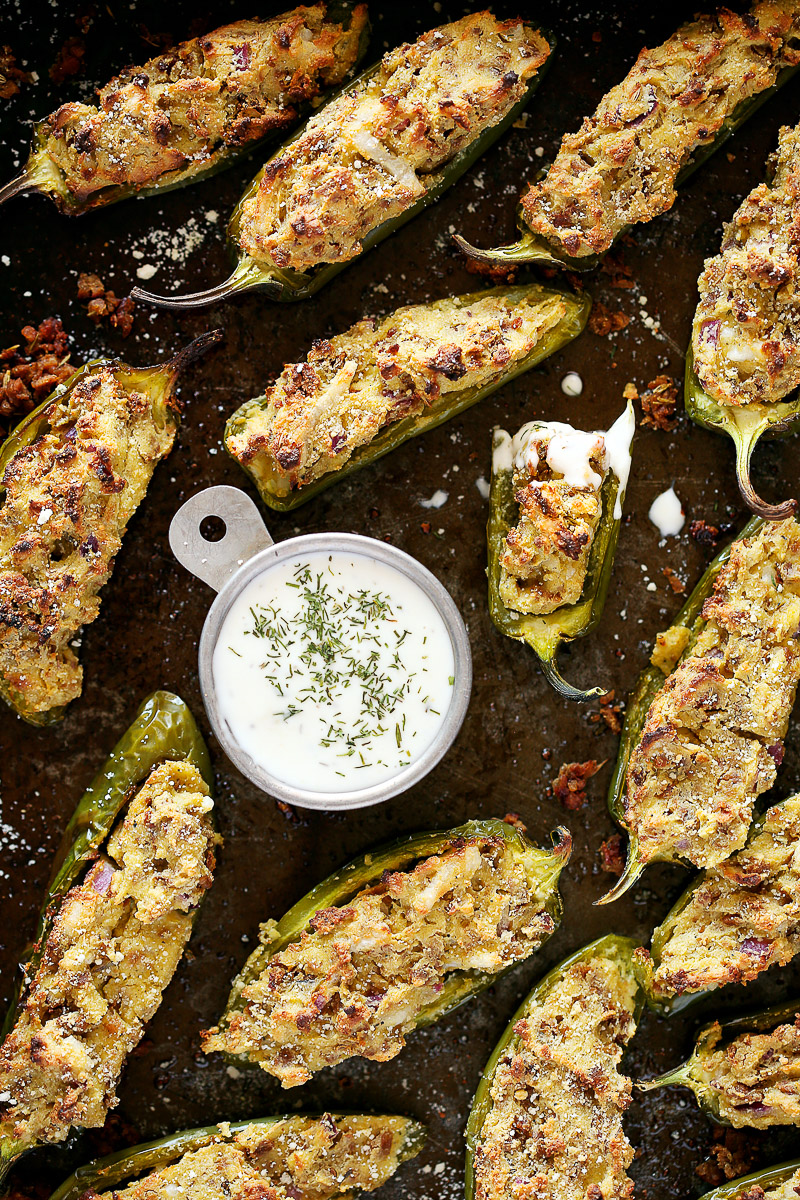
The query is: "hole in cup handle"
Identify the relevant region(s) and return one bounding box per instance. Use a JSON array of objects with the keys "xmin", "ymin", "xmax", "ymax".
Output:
[{"xmin": 168, "ymin": 485, "xmax": 274, "ymax": 593}]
